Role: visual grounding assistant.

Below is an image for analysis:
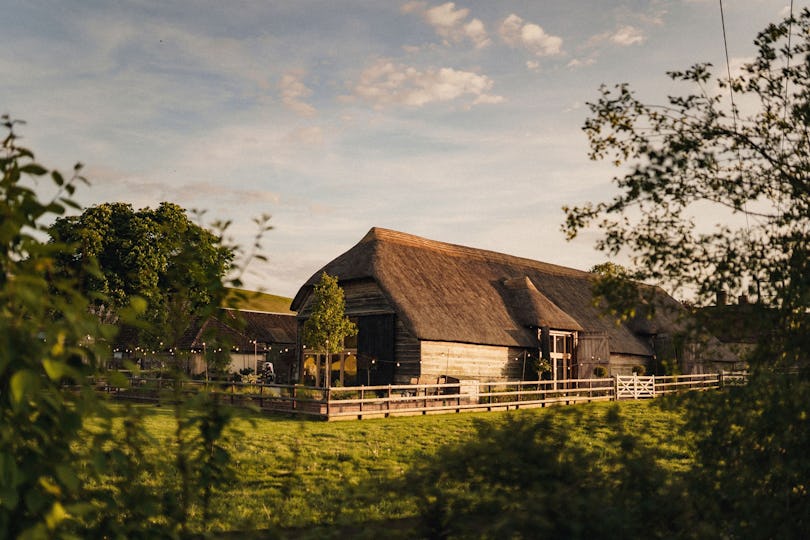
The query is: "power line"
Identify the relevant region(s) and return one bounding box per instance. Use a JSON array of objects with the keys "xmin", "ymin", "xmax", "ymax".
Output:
[
  {"xmin": 718, "ymin": 0, "xmax": 750, "ymax": 232},
  {"xmin": 718, "ymin": 0, "xmax": 738, "ymax": 133}
]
